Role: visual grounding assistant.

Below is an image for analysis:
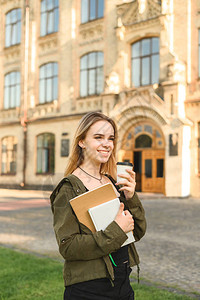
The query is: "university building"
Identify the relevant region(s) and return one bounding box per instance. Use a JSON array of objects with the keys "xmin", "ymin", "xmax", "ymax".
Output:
[{"xmin": 0, "ymin": 0, "xmax": 200, "ymax": 197}]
